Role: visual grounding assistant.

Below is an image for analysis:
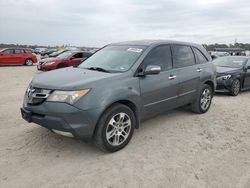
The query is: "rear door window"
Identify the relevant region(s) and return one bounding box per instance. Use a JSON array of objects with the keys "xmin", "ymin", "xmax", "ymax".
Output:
[
  {"xmin": 142, "ymin": 45, "xmax": 172, "ymax": 71},
  {"xmin": 193, "ymin": 47, "xmax": 208, "ymax": 64},
  {"xmin": 3, "ymin": 49, "xmax": 14, "ymax": 55},
  {"xmin": 15, "ymin": 49, "xmax": 25, "ymax": 54},
  {"xmin": 172, "ymin": 45, "xmax": 195, "ymax": 68}
]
